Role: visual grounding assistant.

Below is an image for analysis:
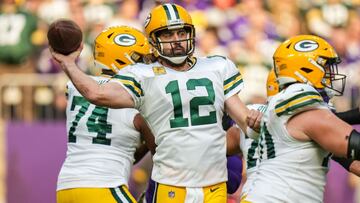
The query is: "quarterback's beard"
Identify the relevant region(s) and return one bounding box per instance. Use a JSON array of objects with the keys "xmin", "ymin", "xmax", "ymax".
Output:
[
  {"xmin": 159, "ymin": 46, "xmax": 189, "ymax": 67},
  {"xmin": 166, "ymin": 45, "xmax": 187, "ymax": 57}
]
